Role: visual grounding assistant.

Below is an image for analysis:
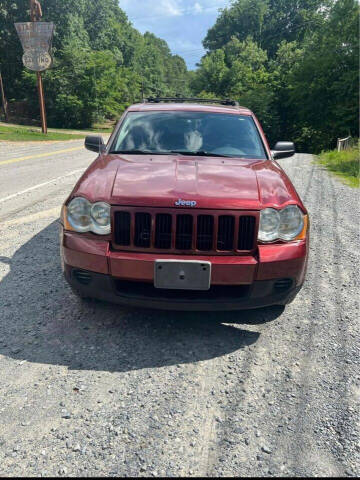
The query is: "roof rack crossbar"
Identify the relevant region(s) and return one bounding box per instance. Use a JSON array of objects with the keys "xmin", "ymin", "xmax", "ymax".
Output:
[{"xmin": 145, "ymin": 97, "xmax": 239, "ymax": 107}]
